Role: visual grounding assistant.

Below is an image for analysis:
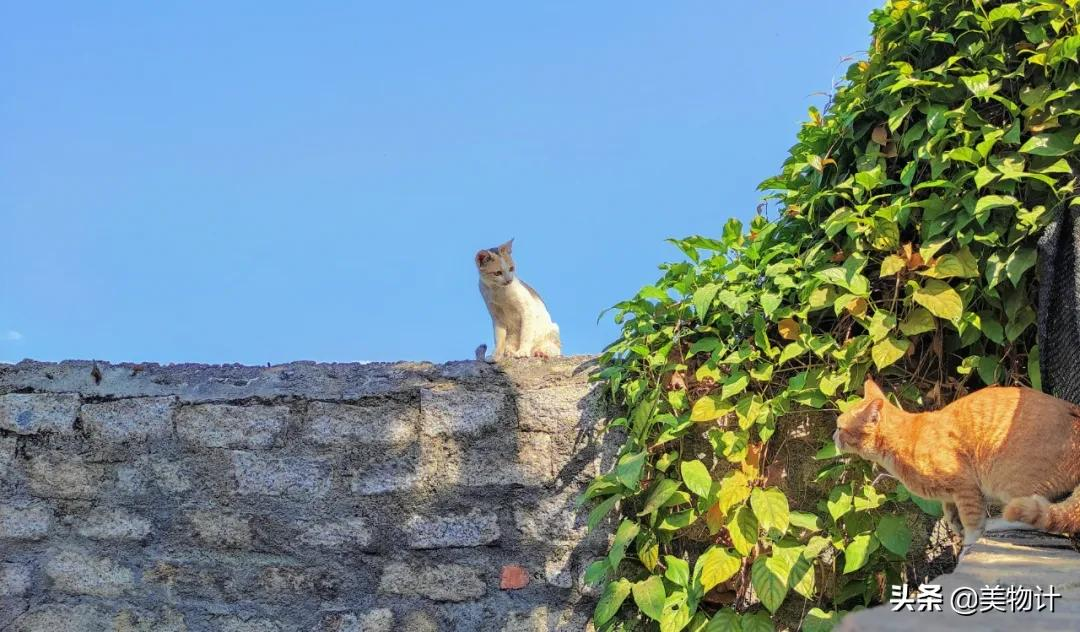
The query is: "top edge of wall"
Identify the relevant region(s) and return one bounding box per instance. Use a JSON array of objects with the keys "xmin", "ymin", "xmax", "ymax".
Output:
[{"xmin": 0, "ymin": 355, "xmax": 601, "ymax": 402}]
